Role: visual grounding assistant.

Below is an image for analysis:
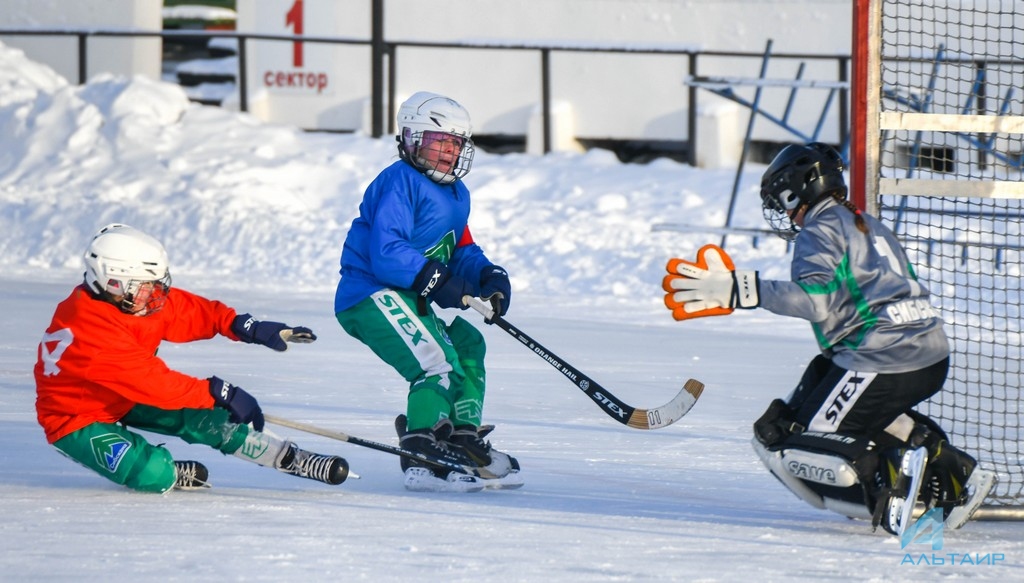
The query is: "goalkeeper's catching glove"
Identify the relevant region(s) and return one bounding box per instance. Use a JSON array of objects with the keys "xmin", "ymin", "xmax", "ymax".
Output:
[{"xmin": 662, "ymin": 244, "xmax": 759, "ymax": 321}]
